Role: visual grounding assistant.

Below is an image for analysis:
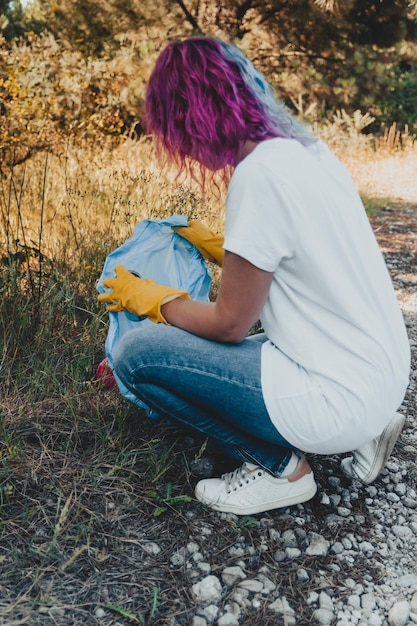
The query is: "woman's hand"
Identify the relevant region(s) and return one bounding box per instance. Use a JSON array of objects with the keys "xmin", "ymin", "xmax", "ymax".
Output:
[
  {"xmin": 173, "ymin": 220, "xmax": 225, "ymax": 266},
  {"xmin": 98, "ymin": 264, "xmax": 190, "ymax": 324}
]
